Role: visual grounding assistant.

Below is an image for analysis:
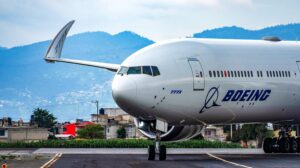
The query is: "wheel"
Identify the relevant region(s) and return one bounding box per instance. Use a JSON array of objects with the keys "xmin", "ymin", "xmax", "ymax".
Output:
[
  {"xmin": 297, "ymin": 137, "xmax": 300, "ymax": 153},
  {"xmin": 289, "ymin": 137, "xmax": 297, "ymax": 153},
  {"xmin": 272, "ymin": 138, "xmax": 279, "ymax": 153},
  {"xmin": 263, "ymin": 138, "xmax": 273, "ymax": 153},
  {"xmin": 159, "ymin": 145, "xmax": 166, "ymax": 160},
  {"xmin": 279, "ymin": 138, "xmax": 290, "ymax": 153},
  {"xmin": 148, "ymin": 145, "xmax": 155, "ymax": 160}
]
